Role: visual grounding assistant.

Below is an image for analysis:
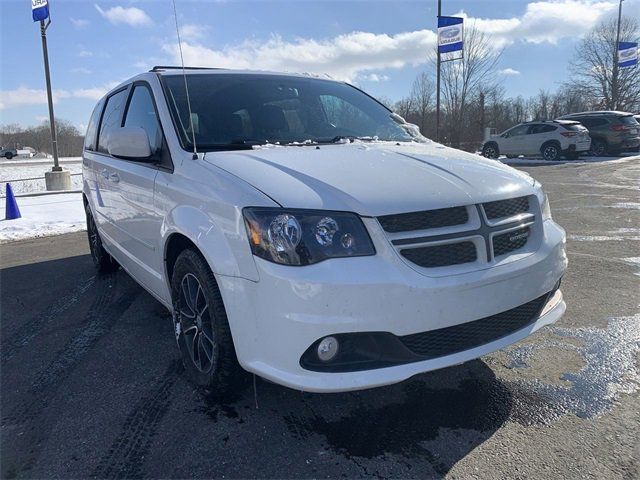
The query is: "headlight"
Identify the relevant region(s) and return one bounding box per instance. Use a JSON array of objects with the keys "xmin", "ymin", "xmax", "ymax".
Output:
[{"xmin": 243, "ymin": 208, "xmax": 376, "ymax": 265}]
